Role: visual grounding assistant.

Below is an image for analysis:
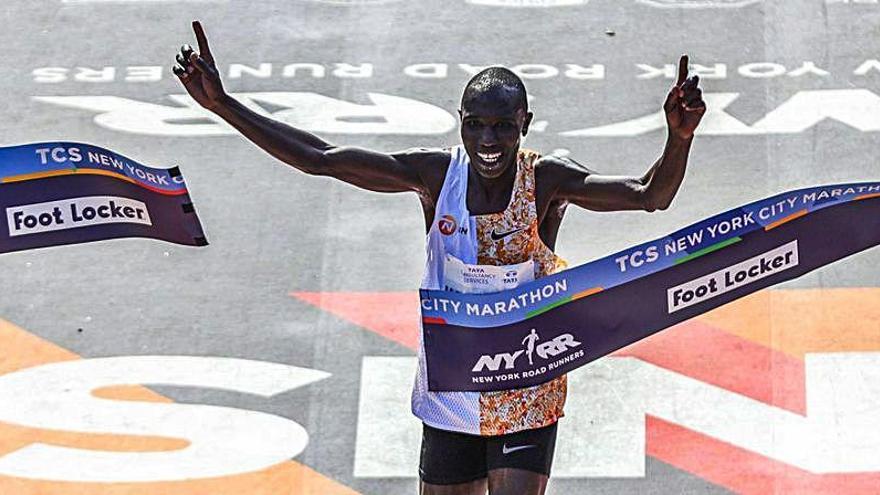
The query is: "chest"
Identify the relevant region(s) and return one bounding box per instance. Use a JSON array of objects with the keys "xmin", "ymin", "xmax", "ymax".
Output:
[{"xmin": 466, "ymin": 174, "xmax": 516, "ymax": 216}]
